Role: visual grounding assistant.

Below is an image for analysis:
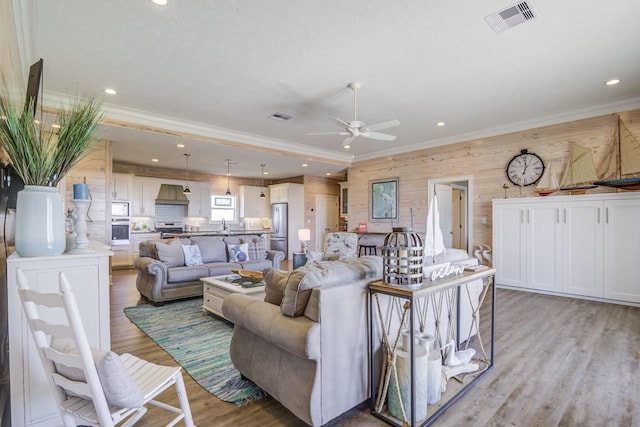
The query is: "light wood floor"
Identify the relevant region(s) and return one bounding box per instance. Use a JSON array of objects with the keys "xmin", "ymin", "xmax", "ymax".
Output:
[{"xmin": 110, "ymin": 267, "xmax": 640, "ymax": 426}]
